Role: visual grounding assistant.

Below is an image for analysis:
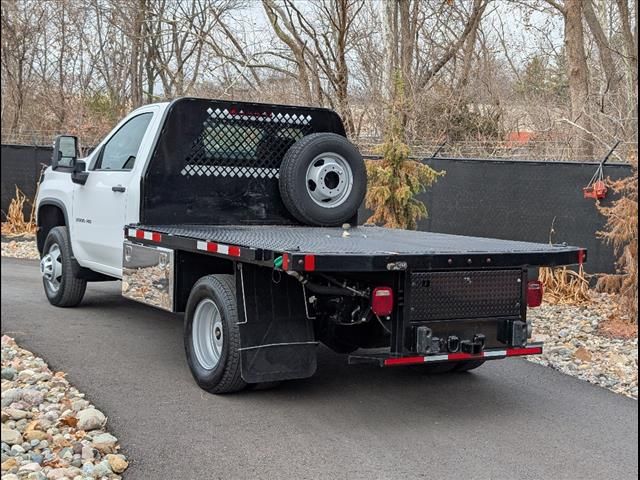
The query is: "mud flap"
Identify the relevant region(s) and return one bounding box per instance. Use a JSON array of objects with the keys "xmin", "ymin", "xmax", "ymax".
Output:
[{"xmin": 236, "ymin": 263, "xmax": 317, "ymax": 383}]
